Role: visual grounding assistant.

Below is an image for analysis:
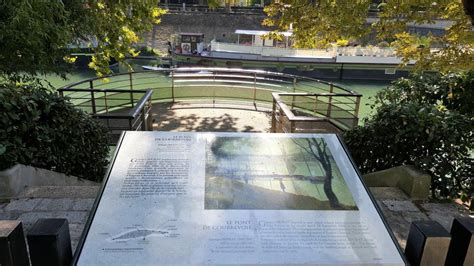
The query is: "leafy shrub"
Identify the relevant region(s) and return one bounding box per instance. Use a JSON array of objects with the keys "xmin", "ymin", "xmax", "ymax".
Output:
[
  {"xmin": 0, "ymin": 82, "xmax": 109, "ymax": 182},
  {"xmin": 373, "ymin": 71, "xmax": 474, "ymax": 116},
  {"xmin": 344, "ymin": 102, "xmax": 473, "ymax": 199}
]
